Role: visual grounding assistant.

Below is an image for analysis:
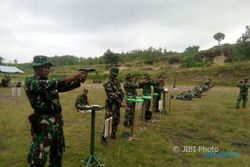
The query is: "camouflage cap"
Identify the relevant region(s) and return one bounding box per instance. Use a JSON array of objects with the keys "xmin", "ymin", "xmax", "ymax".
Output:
[
  {"xmin": 32, "ymin": 55, "xmax": 52, "ymax": 67},
  {"xmin": 110, "ymin": 67, "xmax": 119, "ymax": 76}
]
